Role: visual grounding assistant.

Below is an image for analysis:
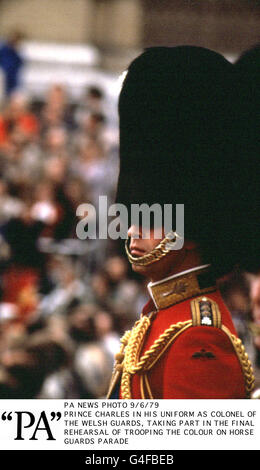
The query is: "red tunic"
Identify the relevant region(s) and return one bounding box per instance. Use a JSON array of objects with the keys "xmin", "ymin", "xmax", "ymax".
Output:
[{"xmin": 119, "ymin": 290, "xmax": 251, "ymax": 399}]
